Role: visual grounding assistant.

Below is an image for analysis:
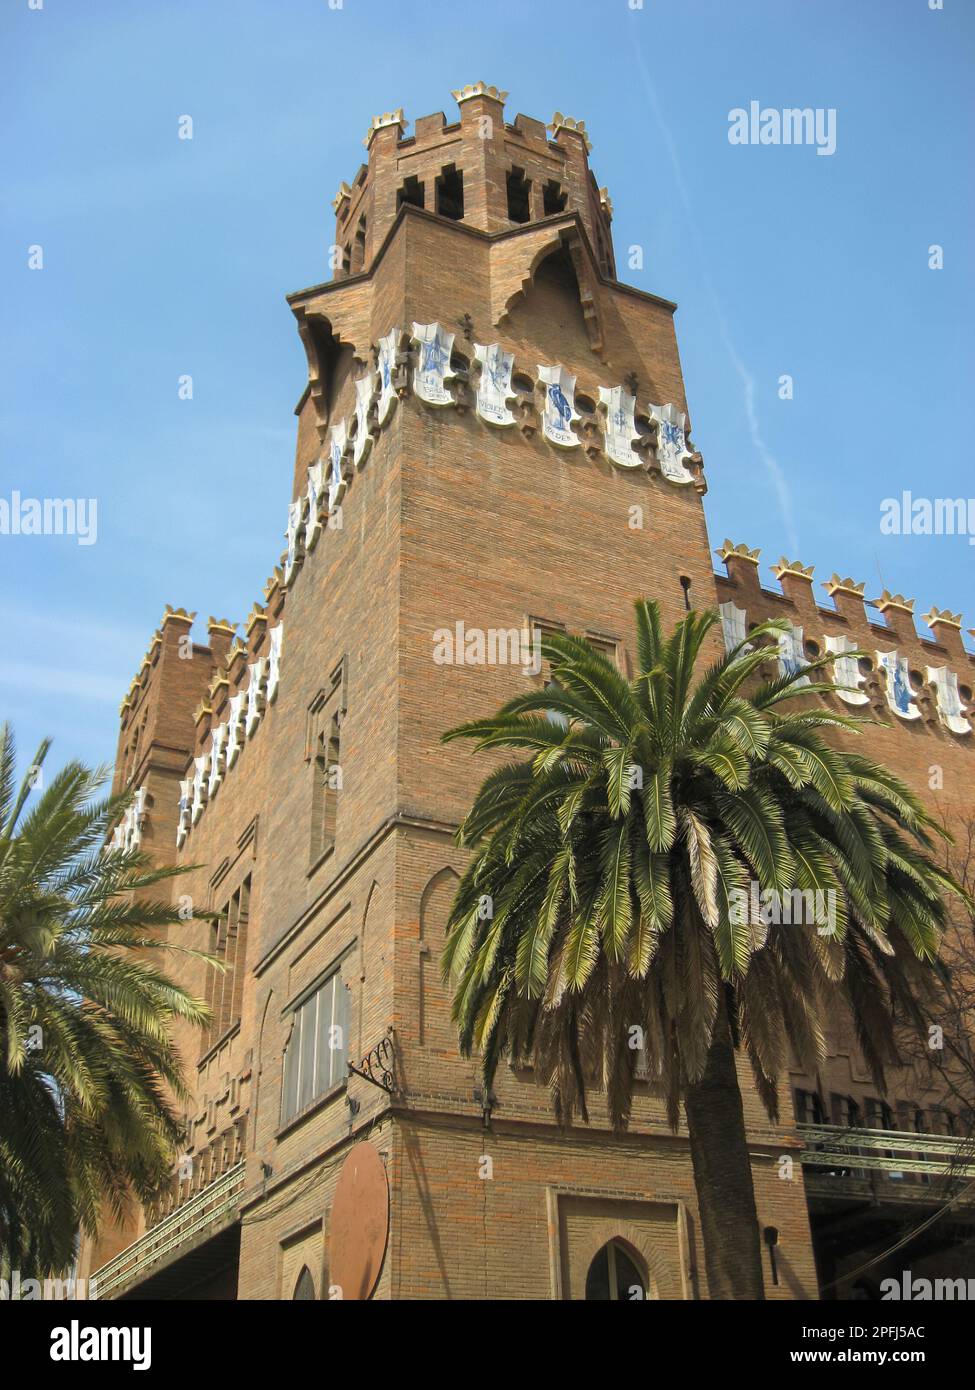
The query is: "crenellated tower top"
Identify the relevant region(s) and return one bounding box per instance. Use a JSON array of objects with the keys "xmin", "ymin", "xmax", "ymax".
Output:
[{"xmin": 329, "ymin": 84, "xmax": 615, "ymax": 280}]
